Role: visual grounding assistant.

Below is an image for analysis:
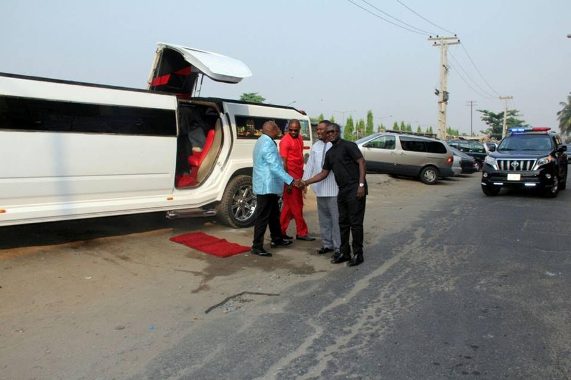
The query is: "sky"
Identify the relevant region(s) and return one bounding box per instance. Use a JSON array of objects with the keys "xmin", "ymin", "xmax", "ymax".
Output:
[{"xmin": 1, "ymin": 0, "xmax": 570, "ymax": 135}]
